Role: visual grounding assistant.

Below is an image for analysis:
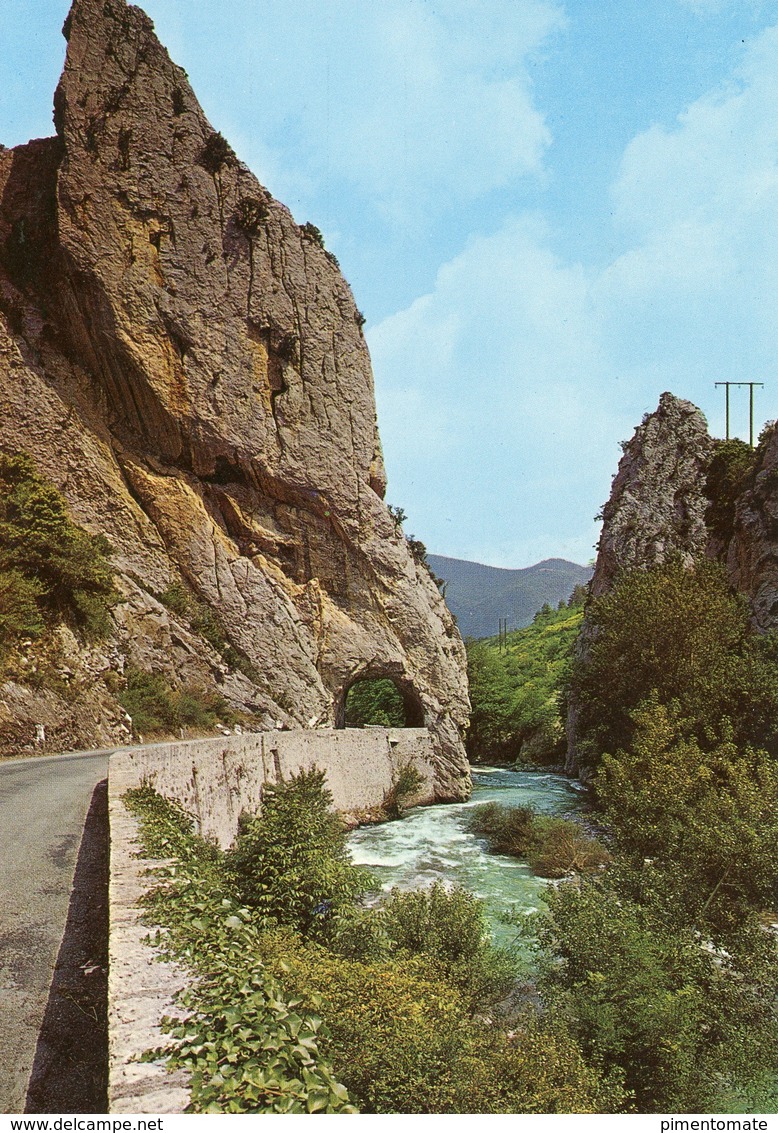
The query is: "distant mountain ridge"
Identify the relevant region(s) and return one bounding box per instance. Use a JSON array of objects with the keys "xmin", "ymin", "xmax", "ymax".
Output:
[{"xmin": 428, "ymin": 555, "xmax": 593, "ymax": 640}]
